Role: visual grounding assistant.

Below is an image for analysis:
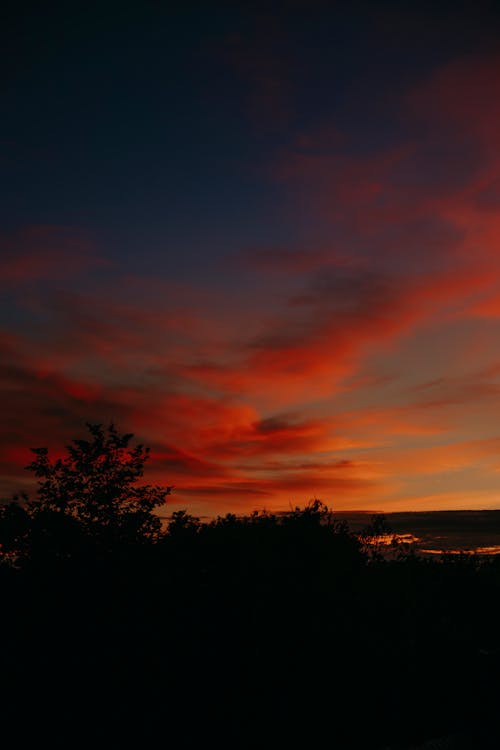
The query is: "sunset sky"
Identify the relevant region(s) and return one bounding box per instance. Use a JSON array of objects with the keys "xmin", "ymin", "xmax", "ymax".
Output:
[{"xmin": 3, "ymin": 1, "xmax": 500, "ymax": 515}]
